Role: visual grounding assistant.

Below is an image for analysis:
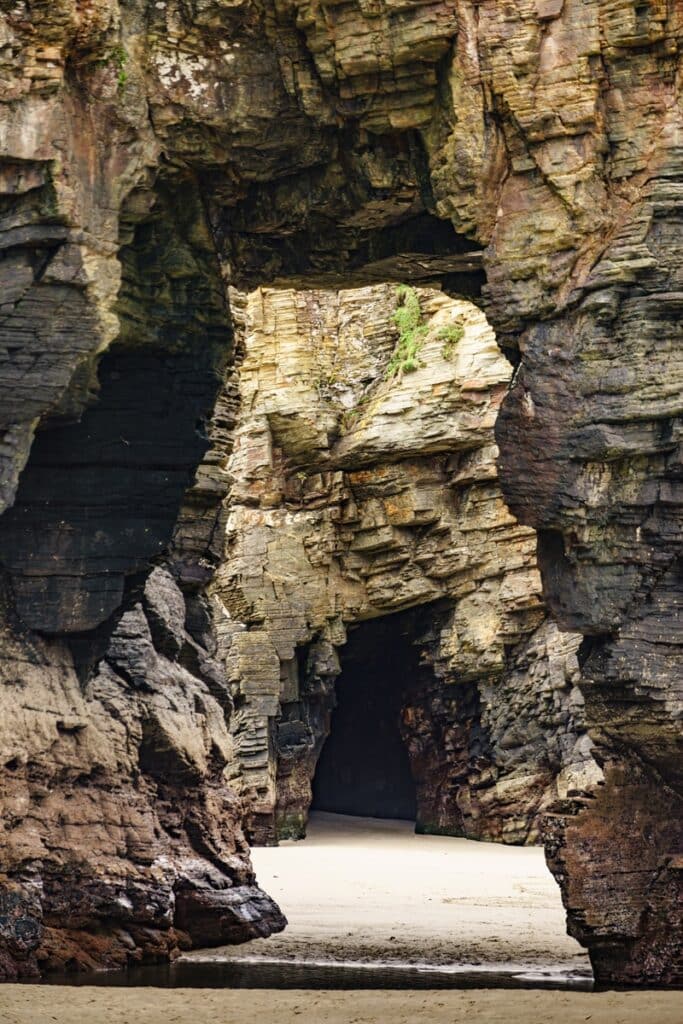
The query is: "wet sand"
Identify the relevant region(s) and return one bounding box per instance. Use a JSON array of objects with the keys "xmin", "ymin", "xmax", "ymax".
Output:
[{"xmin": 191, "ymin": 812, "xmax": 590, "ymax": 973}]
